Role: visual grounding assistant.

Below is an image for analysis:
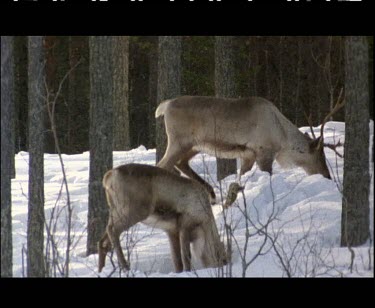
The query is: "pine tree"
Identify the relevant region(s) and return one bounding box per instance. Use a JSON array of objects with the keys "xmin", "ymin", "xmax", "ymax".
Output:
[
  {"xmin": 1, "ymin": 36, "xmax": 14, "ymax": 277},
  {"xmin": 113, "ymin": 36, "xmax": 130, "ymax": 151},
  {"xmin": 87, "ymin": 36, "xmax": 114, "ymax": 255},
  {"xmin": 215, "ymin": 36, "xmax": 237, "ymax": 180},
  {"xmin": 27, "ymin": 36, "xmax": 46, "ymax": 277},
  {"xmin": 68, "ymin": 36, "xmax": 90, "ymax": 153},
  {"xmin": 341, "ymin": 36, "xmax": 370, "ymax": 247},
  {"xmin": 155, "ymin": 36, "xmax": 181, "ymax": 163}
]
